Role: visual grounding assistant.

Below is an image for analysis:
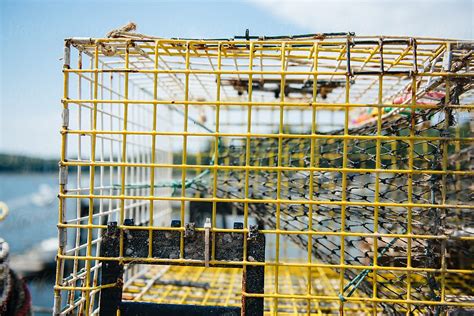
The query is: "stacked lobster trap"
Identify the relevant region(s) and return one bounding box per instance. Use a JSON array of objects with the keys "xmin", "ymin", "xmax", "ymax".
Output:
[{"xmin": 55, "ymin": 27, "xmax": 473, "ymax": 315}]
